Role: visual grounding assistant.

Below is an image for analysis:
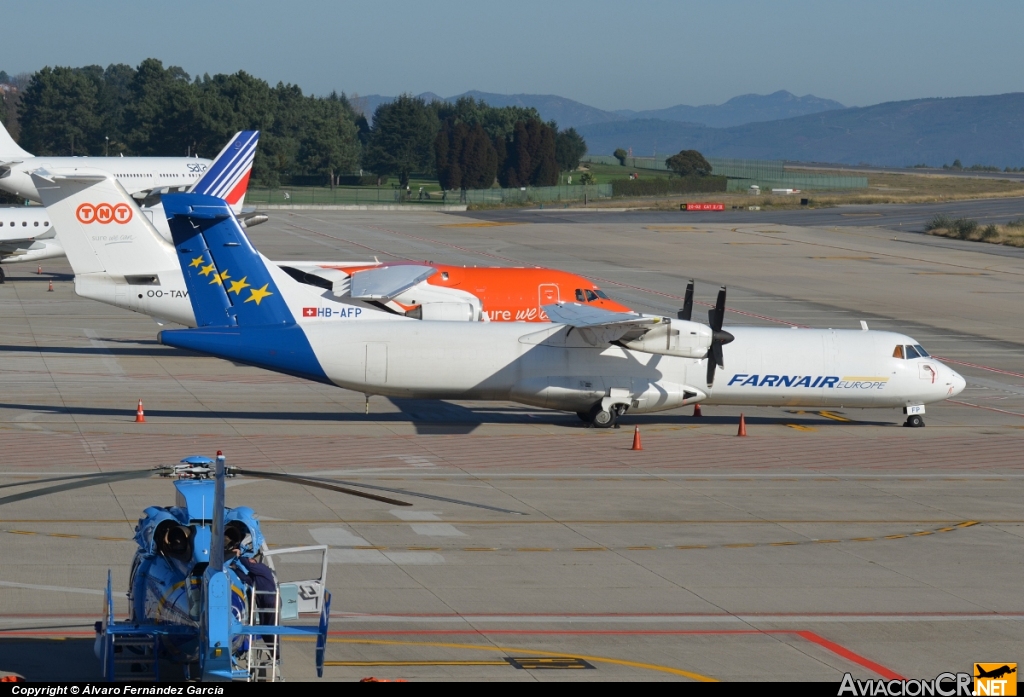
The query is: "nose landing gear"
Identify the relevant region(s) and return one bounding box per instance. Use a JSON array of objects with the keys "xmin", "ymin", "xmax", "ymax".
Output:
[{"xmin": 904, "ymin": 415, "xmax": 925, "ymax": 428}]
